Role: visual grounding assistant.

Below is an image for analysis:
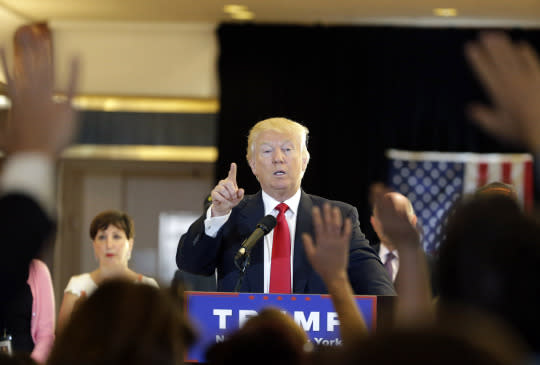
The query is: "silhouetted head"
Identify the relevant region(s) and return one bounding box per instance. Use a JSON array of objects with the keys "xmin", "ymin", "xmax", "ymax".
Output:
[
  {"xmin": 475, "ymin": 181, "xmax": 519, "ymax": 202},
  {"xmin": 340, "ymin": 325, "xmax": 517, "ymax": 365},
  {"xmin": 437, "ymin": 193, "xmax": 540, "ymax": 352},
  {"xmin": 47, "ymin": 280, "xmax": 194, "ymax": 365},
  {"xmin": 206, "ymin": 307, "xmax": 309, "ymax": 365}
]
